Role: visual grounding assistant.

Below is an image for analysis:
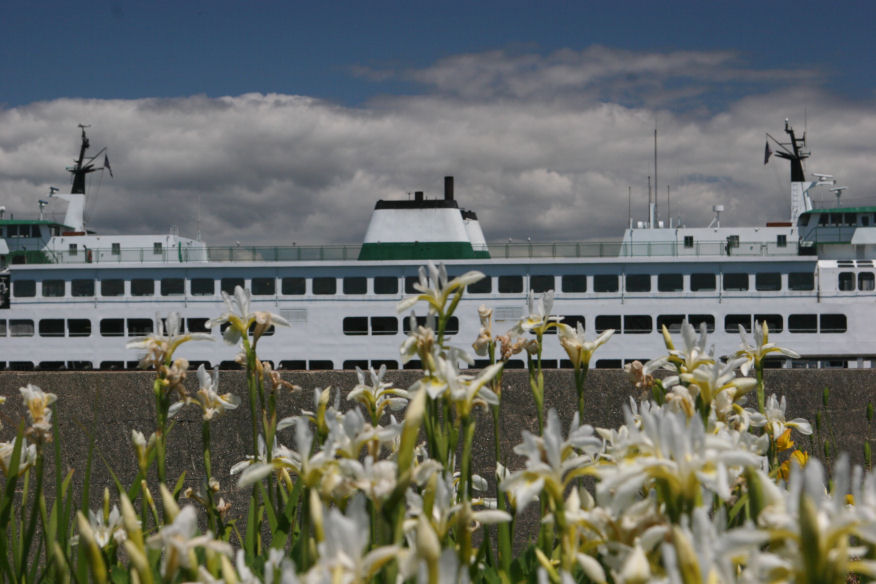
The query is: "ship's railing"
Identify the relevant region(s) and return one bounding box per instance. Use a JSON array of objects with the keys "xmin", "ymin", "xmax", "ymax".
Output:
[{"xmin": 17, "ymin": 239, "xmax": 805, "ymax": 265}]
